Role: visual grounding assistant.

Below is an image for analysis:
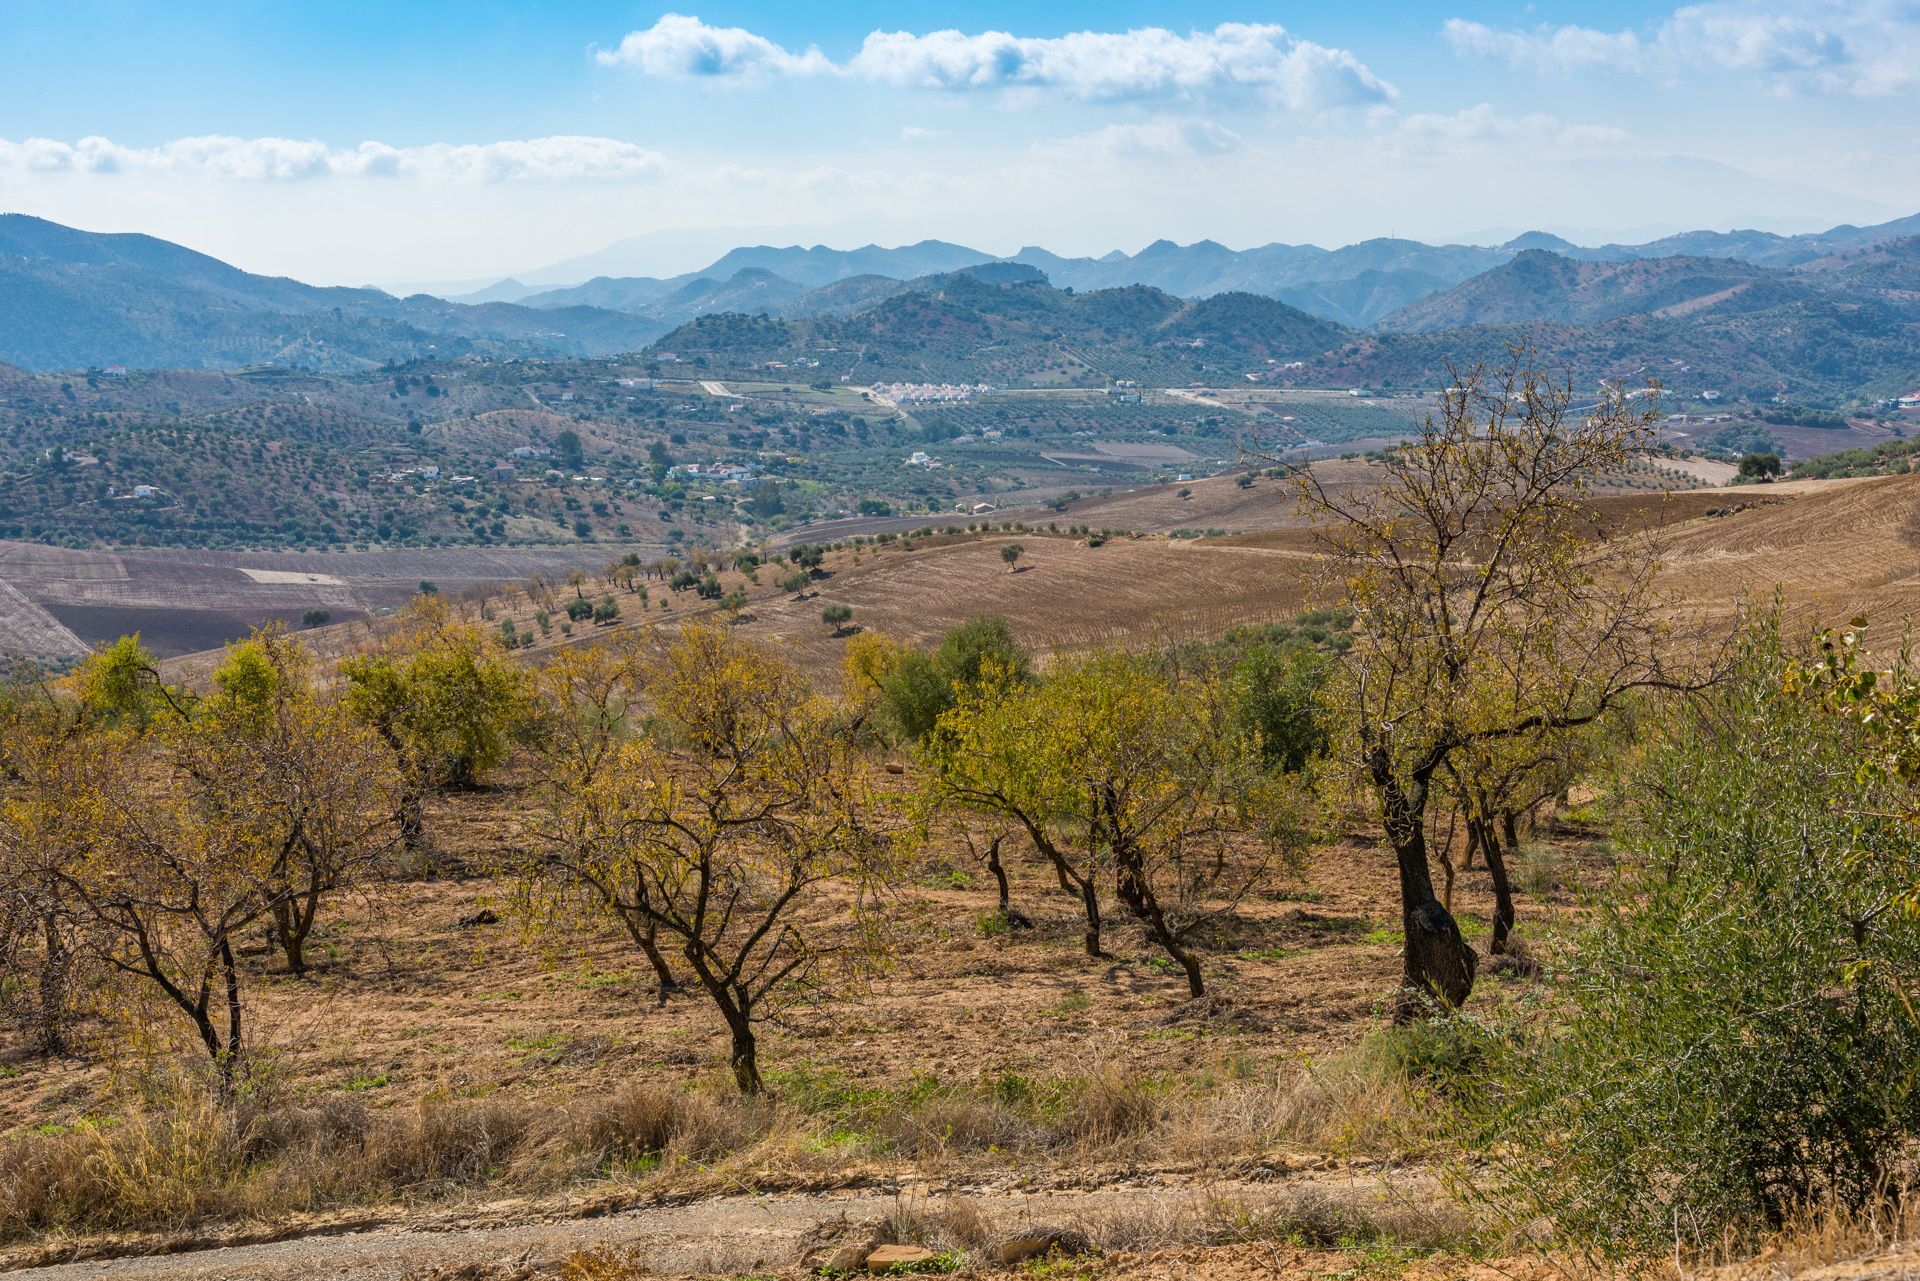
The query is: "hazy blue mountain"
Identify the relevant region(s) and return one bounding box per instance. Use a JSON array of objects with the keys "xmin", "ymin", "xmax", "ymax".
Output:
[
  {"xmin": 488, "ymin": 212, "xmax": 1920, "ymax": 331},
  {"xmin": 0, "ymin": 214, "xmax": 665, "ymax": 371},
  {"xmin": 1378, "ymin": 251, "xmax": 1779, "ymax": 333}
]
